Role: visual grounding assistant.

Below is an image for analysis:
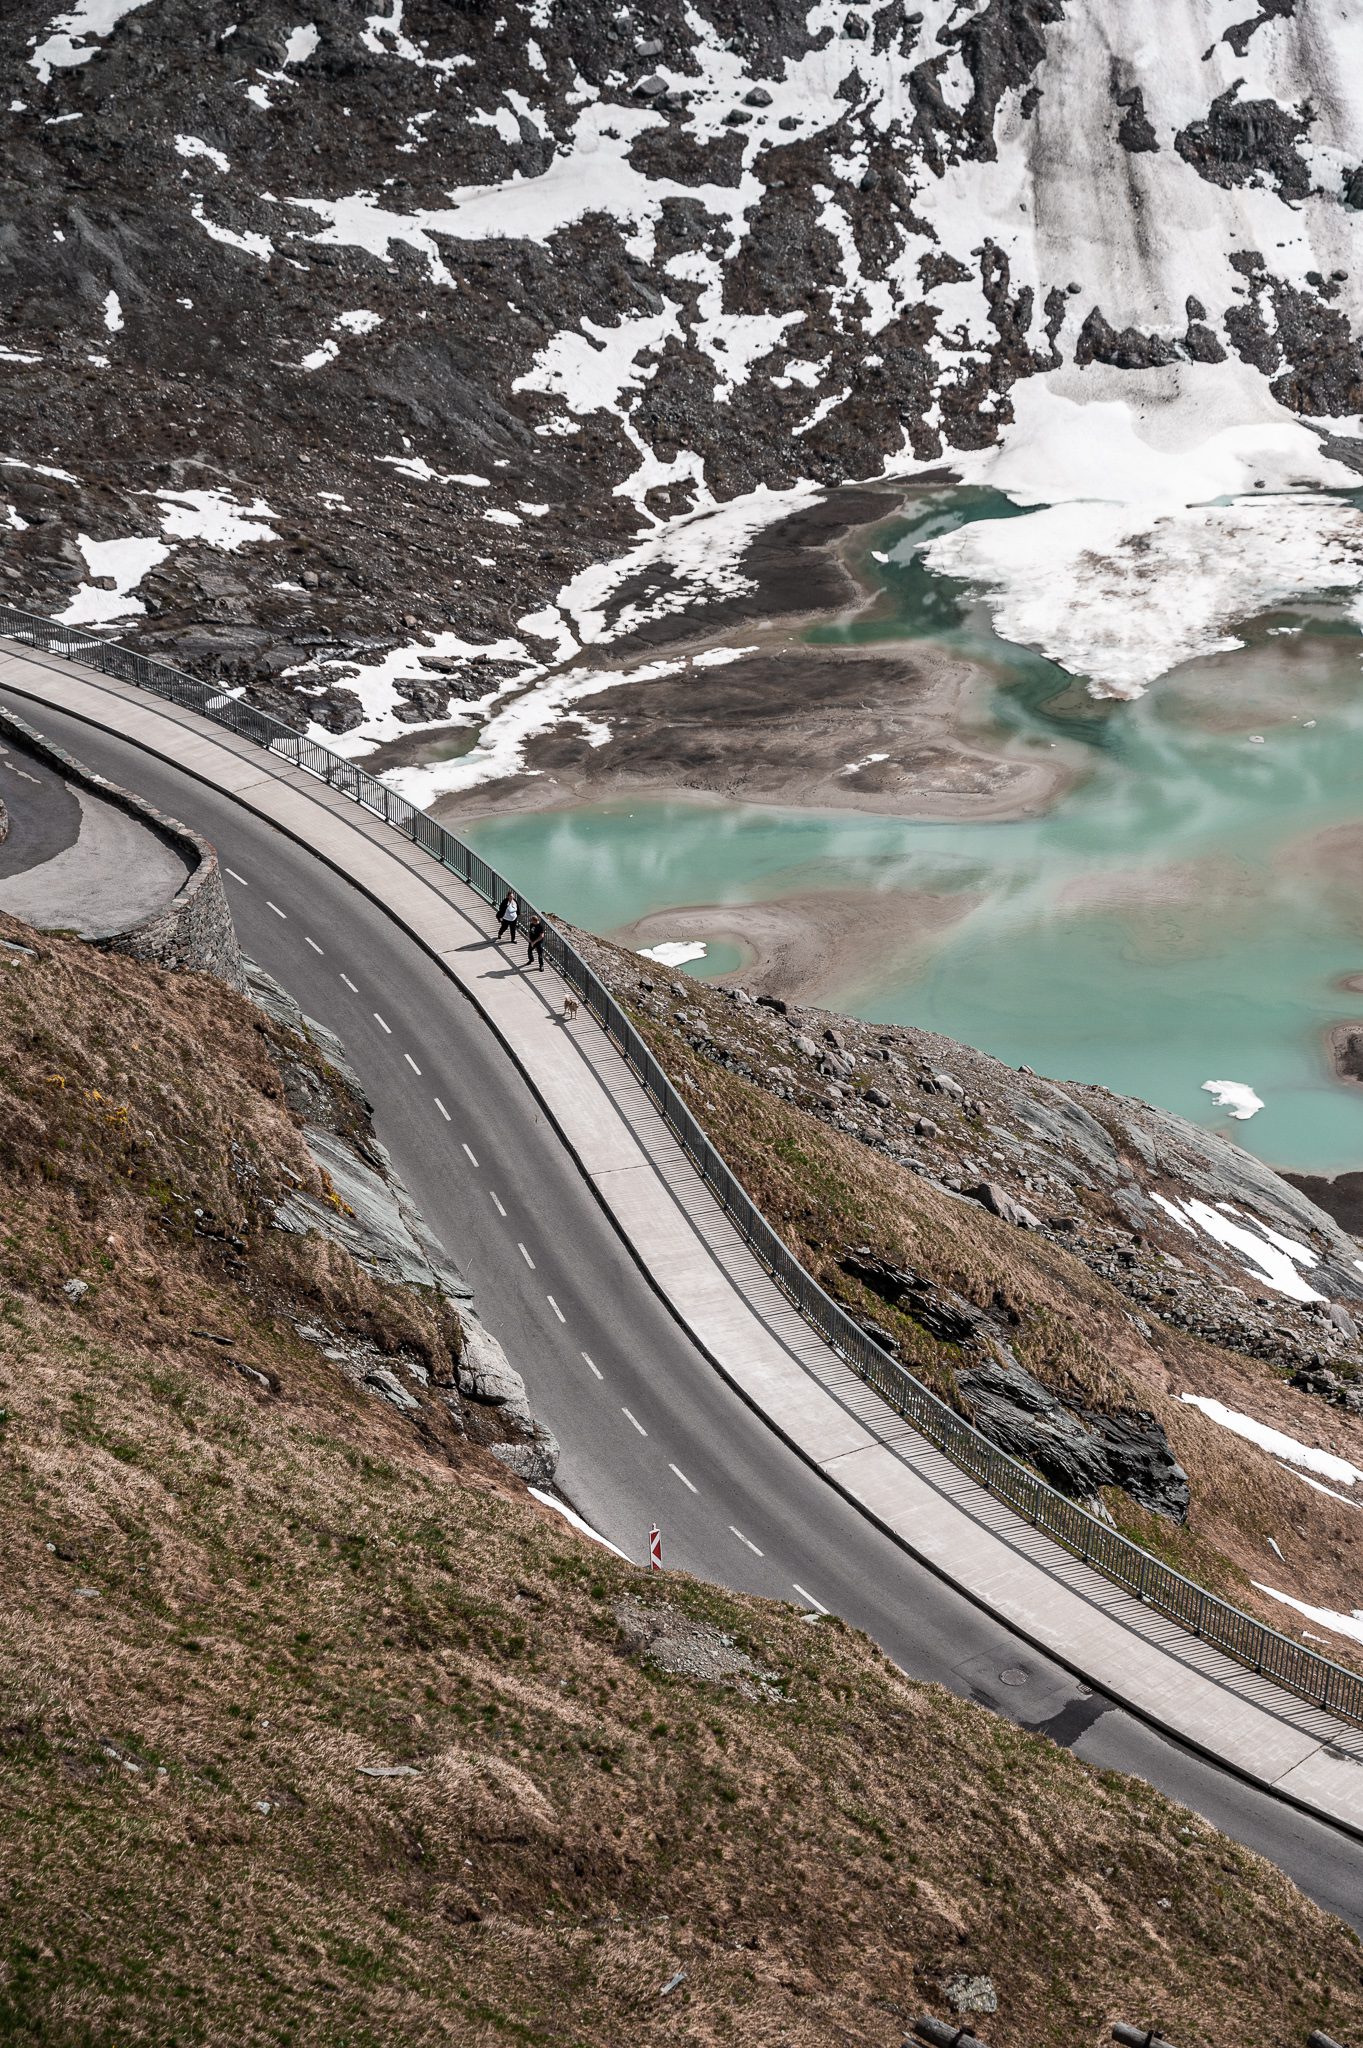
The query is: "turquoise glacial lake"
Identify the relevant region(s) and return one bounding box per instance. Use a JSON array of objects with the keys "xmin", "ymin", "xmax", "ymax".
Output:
[{"xmin": 463, "ymin": 487, "xmax": 1363, "ymax": 1177}]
